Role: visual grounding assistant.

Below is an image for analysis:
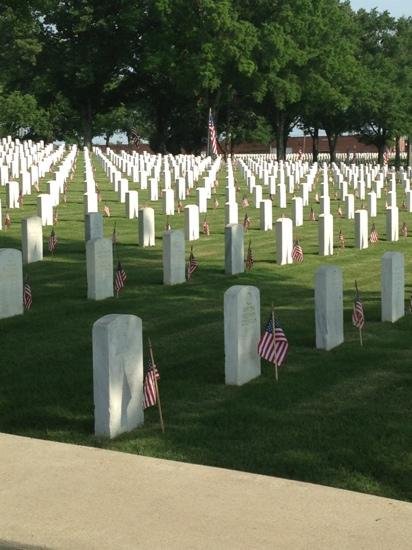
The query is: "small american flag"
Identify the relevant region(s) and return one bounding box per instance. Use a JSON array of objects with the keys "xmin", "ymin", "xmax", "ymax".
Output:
[
  {"xmin": 242, "ymin": 196, "xmax": 249, "ymax": 208},
  {"xmin": 208, "ymin": 108, "xmax": 218, "ymax": 156},
  {"xmin": 401, "ymin": 199, "xmax": 406, "ymax": 210},
  {"xmin": 33, "ymin": 182, "xmax": 40, "ymax": 193},
  {"xmin": 177, "ymin": 200, "xmax": 183, "ymax": 214},
  {"xmin": 23, "ymin": 281, "xmax": 32, "ymax": 310},
  {"xmin": 258, "ymin": 315, "xmax": 289, "ymax": 366},
  {"xmin": 337, "ymin": 205, "xmax": 343, "ymax": 217},
  {"xmin": 203, "ymin": 218, "xmax": 210, "ymax": 235},
  {"xmin": 48, "ymin": 228, "xmax": 57, "ymax": 253},
  {"xmin": 243, "ymin": 212, "xmax": 251, "ymax": 231},
  {"xmin": 187, "ymin": 246, "xmax": 198, "ymax": 280},
  {"xmin": 4, "ymin": 212, "xmax": 11, "ymax": 229},
  {"xmin": 338, "ymin": 229, "xmax": 345, "ymax": 248},
  {"xmin": 315, "ymin": 192, "xmax": 320, "ymax": 203},
  {"xmin": 352, "ymin": 284, "xmax": 365, "ymax": 329},
  {"xmin": 103, "ymin": 205, "xmax": 111, "ymax": 217},
  {"xmin": 245, "ymin": 240, "xmax": 254, "ymax": 271},
  {"xmin": 165, "ymin": 216, "xmax": 171, "ymax": 231},
  {"xmin": 143, "ymin": 361, "xmax": 160, "ymax": 409},
  {"xmin": 309, "ymin": 207, "xmax": 316, "ymax": 221},
  {"xmin": 114, "ymin": 261, "xmax": 127, "ymax": 296},
  {"xmin": 18, "ymin": 192, "xmax": 24, "ymax": 207},
  {"xmin": 214, "ymin": 197, "xmax": 219, "ymax": 209},
  {"xmin": 369, "ymin": 223, "xmax": 379, "ymax": 243},
  {"xmin": 401, "ymin": 222, "xmax": 408, "ymax": 238},
  {"xmin": 385, "ymin": 200, "xmax": 389, "ymax": 210},
  {"xmin": 292, "ymin": 240, "xmax": 304, "ymax": 263}
]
